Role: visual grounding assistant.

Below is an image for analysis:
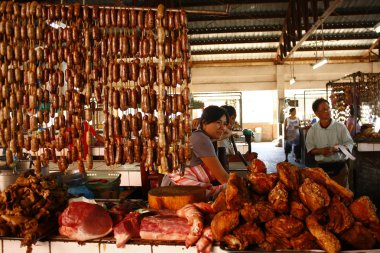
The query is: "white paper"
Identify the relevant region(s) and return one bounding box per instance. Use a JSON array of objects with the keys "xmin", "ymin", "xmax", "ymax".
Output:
[{"xmin": 337, "ymin": 145, "xmax": 356, "ymax": 160}]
